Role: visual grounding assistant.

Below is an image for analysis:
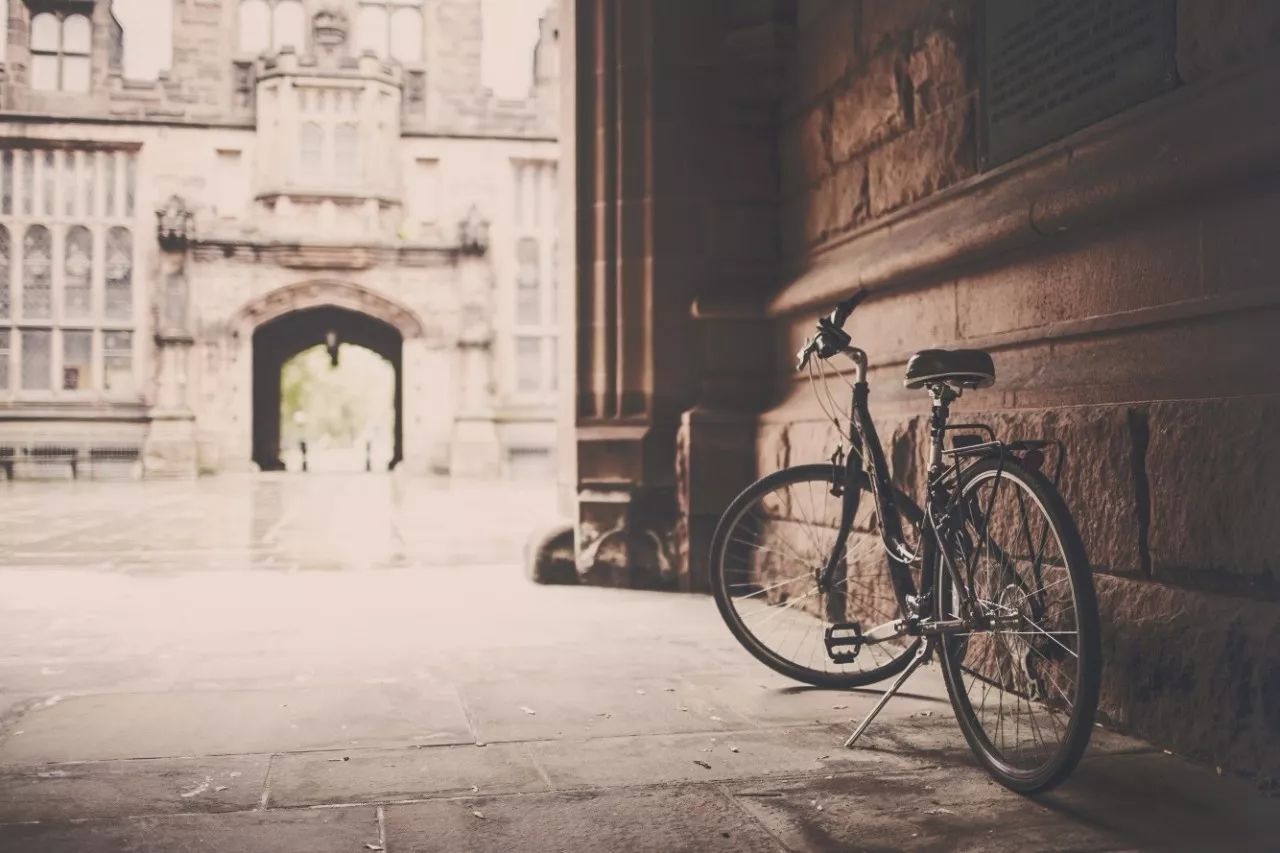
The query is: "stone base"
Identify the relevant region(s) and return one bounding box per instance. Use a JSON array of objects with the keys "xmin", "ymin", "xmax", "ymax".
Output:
[
  {"xmin": 449, "ymin": 416, "xmax": 502, "ymax": 478},
  {"xmin": 143, "ymin": 412, "xmax": 199, "ymax": 479}
]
